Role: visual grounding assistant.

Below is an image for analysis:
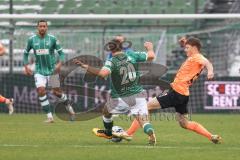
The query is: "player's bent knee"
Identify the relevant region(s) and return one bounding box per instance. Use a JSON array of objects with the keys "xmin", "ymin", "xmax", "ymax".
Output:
[
  {"xmin": 37, "ymin": 87, "xmax": 46, "ymax": 96},
  {"xmin": 52, "ymin": 88, "xmax": 62, "ymax": 97},
  {"xmin": 147, "ymin": 98, "xmax": 160, "ymax": 111}
]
